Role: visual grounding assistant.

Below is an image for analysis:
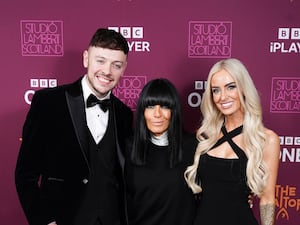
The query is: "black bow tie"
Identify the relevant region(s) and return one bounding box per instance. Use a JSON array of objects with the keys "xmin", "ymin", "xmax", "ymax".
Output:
[{"xmin": 87, "ymin": 94, "xmax": 111, "ymax": 112}]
